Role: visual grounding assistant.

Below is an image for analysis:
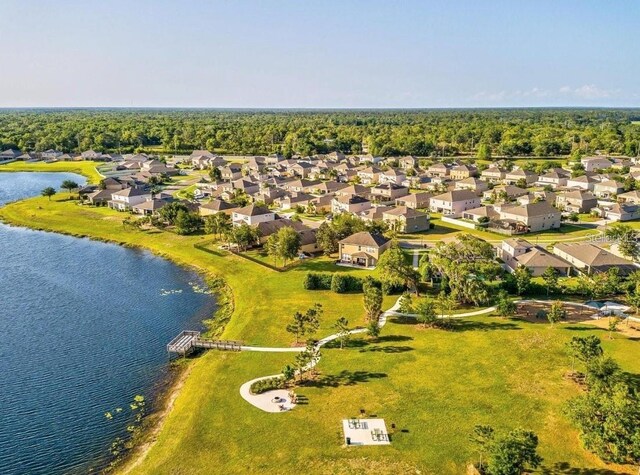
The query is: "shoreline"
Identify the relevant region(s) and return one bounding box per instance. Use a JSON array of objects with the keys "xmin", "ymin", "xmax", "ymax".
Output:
[{"xmin": 0, "ymin": 199, "xmax": 235, "ymax": 475}]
